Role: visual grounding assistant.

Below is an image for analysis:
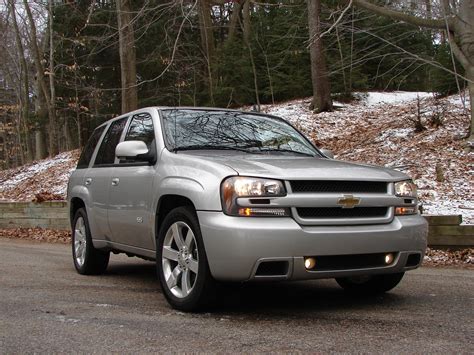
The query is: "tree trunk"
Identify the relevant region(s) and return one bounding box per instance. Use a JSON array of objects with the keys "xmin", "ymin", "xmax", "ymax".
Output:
[
  {"xmin": 116, "ymin": 0, "xmax": 138, "ymax": 114},
  {"xmin": 198, "ymin": 0, "xmax": 215, "ymax": 105},
  {"xmin": 454, "ymin": 0, "xmax": 474, "ymax": 142},
  {"xmin": 9, "ymin": 0, "xmax": 33, "ymax": 162},
  {"xmin": 35, "ymin": 130, "xmax": 46, "ymax": 161},
  {"xmin": 242, "ymin": 0, "xmax": 251, "ymax": 43},
  {"xmin": 48, "ymin": 0, "xmax": 58, "ymax": 153},
  {"xmin": 23, "ymin": 0, "xmax": 58, "ymax": 156},
  {"xmin": 307, "ymin": 0, "xmax": 333, "ymax": 112},
  {"xmin": 227, "ymin": 0, "xmax": 243, "ymax": 43},
  {"xmin": 467, "ymin": 68, "xmax": 474, "ymax": 141}
]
